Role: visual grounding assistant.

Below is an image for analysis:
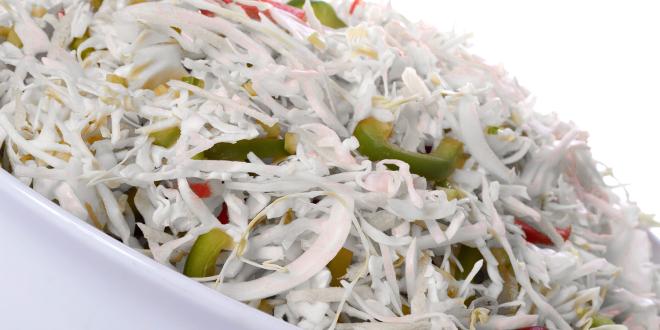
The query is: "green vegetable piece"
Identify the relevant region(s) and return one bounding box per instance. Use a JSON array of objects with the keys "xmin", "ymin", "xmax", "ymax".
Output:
[
  {"xmin": 183, "ymin": 228, "xmax": 233, "ymax": 277},
  {"xmin": 354, "ymin": 117, "xmax": 463, "ymax": 181},
  {"xmin": 181, "ymin": 76, "xmax": 205, "ymax": 89},
  {"xmin": 0, "ymin": 26, "xmax": 11, "ymax": 38},
  {"xmin": 430, "ymin": 136, "xmax": 465, "ymax": 171},
  {"xmin": 7, "ymin": 27, "xmax": 22, "ymax": 48},
  {"xmin": 126, "ymin": 187, "xmax": 144, "ymax": 223},
  {"xmin": 91, "ymin": 0, "xmax": 103, "ymax": 12},
  {"xmin": 258, "ymin": 299, "xmax": 274, "ymax": 315},
  {"xmin": 287, "ymin": 0, "xmax": 347, "ymax": 29},
  {"xmin": 69, "ymin": 29, "xmax": 95, "ymax": 60},
  {"xmin": 328, "ymin": 247, "xmax": 353, "ymax": 287},
  {"xmin": 486, "ymin": 126, "xmax": 500, "ymax": 135},
  {"xmin": 491, "ymin": 248, "xmax": 518, "ymax": 313},
  {"xmin": 192, "ymin": 152, "xmax": 206, "ymax": 160},
  {"xmin": 287, "ymin": 0, "xmax": 305, "ymax": 7},
  {"xmin": 69, "ymin": 29, "xmax": 90, "ymax": 51},
  {"xmin": 204, "ymin": 138, "xmax": 291, "ymax": 161},
  {"xmin": 257, "ymin": 120, "xmax": 281, "ymax": 138},
  {"xmin": 150, "ymin": 127, "xmax": 181, "ymax": 148},
  {"xmin": 80, "ymin": 47, "xmax": 94, "ymax": 60},
  {"xmin": 454, "ymin": 245, "xmax": 482, "ymax": 280},
  {"xmin": 440, "ymin": 187, "xmax": 461, "ymax": 201},
  {"xmin": 310, "ymin": 1, "xmax": 347, "ymax": 29},
  {"xmin": 591, "ymin": 314, "xmax": 615, "ymax": 328},
  {"xmin": 242, "ymin": 80, "xmax": 257, "ymax": 96},
  {"xmin": 106, "ymin": 74, "xmax": 128, "ymax": 87}
]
